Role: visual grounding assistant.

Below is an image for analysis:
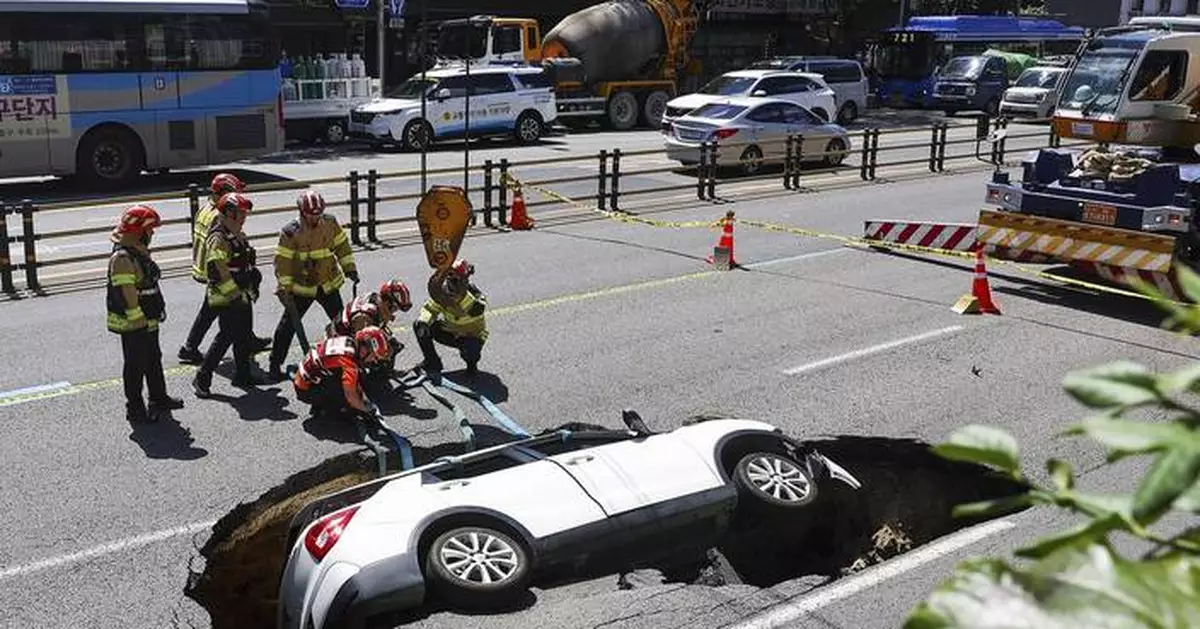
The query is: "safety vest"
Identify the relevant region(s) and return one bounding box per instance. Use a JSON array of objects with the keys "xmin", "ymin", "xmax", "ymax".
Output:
[
  {"xmin": 275, "ymin": 216, "xmax": 357, "ymax": 297},
  {"xmin": 190, "ymin": 204, "xmax": 218, "ymax": 282},
  {"xmin": 106, "ymin": 241, "xmax": 164, "ymax": 334},
  {"xmin": 295, "ymin": 336, "xmax": 359, "ymax": 391},
  {"xmin": 205, "ymin": 222, "xmax": 259, "ymax": 307},
  {"xmin": 418, "ymin": 286, "xmax": 488, "ymax": 342},
  {"xmin": 332, "ymin": 293, "xmax": 383, "ymax": 336}
]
